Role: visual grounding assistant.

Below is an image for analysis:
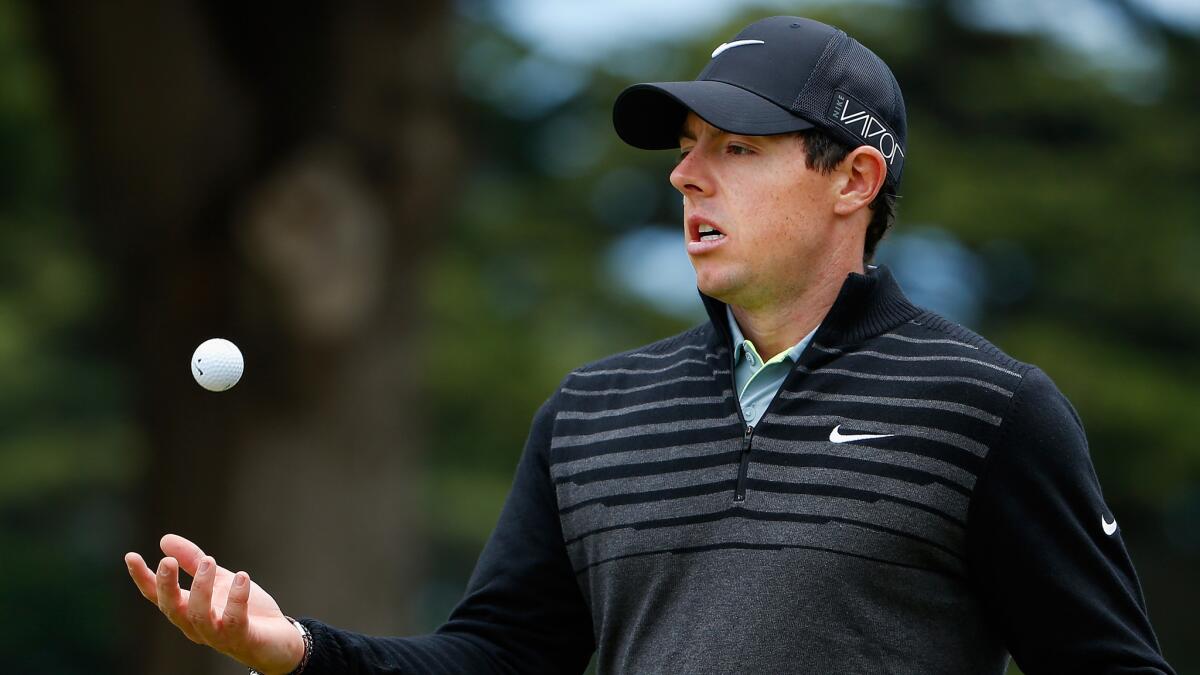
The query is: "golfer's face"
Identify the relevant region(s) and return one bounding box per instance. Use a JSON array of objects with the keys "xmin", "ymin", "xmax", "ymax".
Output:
[{"xmin": 671, "ymin": 113, "xmax": 841, "ymax": 308}]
